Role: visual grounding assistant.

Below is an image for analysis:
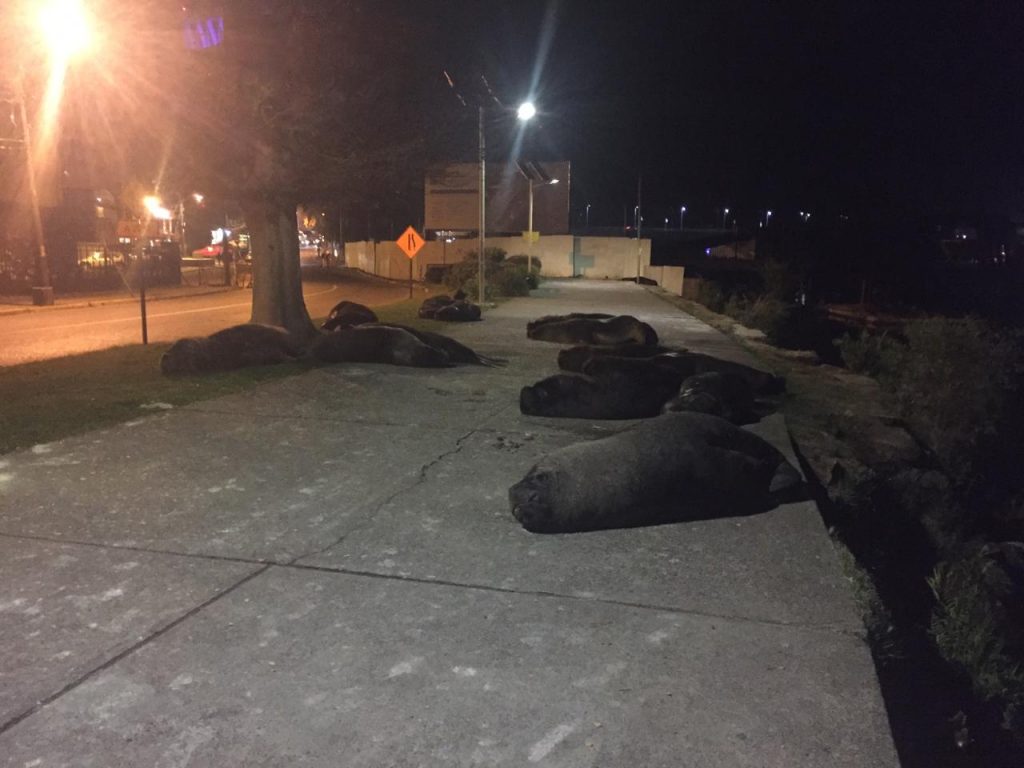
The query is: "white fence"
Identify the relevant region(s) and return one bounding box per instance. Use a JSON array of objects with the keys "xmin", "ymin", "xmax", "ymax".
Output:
[{"xmin": 342, "ymin": 235, "xmax": 689, "ymax": 296}]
